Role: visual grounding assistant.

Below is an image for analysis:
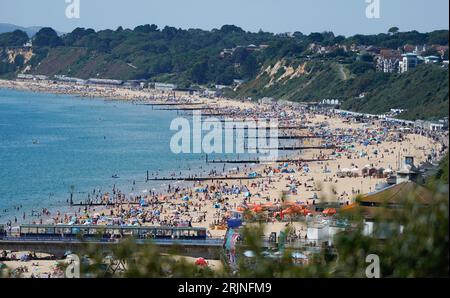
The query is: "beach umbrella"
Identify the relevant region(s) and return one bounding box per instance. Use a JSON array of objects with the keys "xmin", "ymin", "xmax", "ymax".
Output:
[
  {"xmin": 64, "ymin": 251, "xmax": 73, "ymax": 257},
  {"xmin": 269, "ymin": 251, "xmax": 283, "ymax": 259},
  {"xmin": 323, "ymin": 208, "xmax": 337, "ymax": 216},
  {"xmin": 252, "ymin": 206, "xmax": 263, "ymax": 213},
  {"xmin": 248, "ymin": 172, "xmax": 255, "ymax": 178},
  {"xmin": 243, "ymin": 250, "xmax": 255, "ymax": 258},
  {"xmin": 261, "ymin": 251, "xmax": 272, "ymax": 257},
  {"xmin": 227, "ymin": 218, "xmax": 242, "ymax": 228},
  {"xmin": 195, "ymin": 258, "xmax": 208, "ymax": 267},
  {"xmin": 291, "ymin": 252, "xmax": 308, "ymax": 259},
  {"xmin": 182, "ymin": 196, "xmax": 190, "ymax": 201},
  {"xmin": 262, "ymin": 202, "xmax": 274, "ymax": 208}
]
